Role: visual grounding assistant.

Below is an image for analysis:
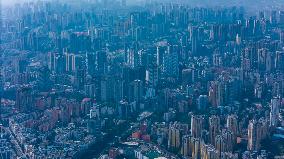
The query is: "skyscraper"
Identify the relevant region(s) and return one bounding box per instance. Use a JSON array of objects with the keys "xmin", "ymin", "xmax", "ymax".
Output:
[
  {"xmin": 209, "ymin": 81, "xmax": 225, "ymax": 107},
  {"xmin": 275, "ymin": 51, "xmax": 284, "ymax": 72},
  {"xmin": 221, "ymin": 129, "xmax": 234, "ymax": 152},
  {"xmin": 247, "ymin": 120, "xmax": 258, "ymax": 151},
  {"xmin": 161, "ymin": 45, "xmax": 179, "ymax": 78},
  {"xmin": 168, "ymin": 126, "xmax": 181, "ymax": 149},
  {"xmin": 190, "ymin": 26, "xmax": 198, "ymax": 55},
  {"xmin": 201, "ymin": 144, "xmax": 218, "ymax": 159},
  {"xmin": 16, "ymin": 86, "xmax": 34, "ymax": 112},
  {"xmin": 226, "ymin": 115, "xmax": 238, "ymax": 143},
  {"xmin": 209, "ymin": 115, "xmax": 220, "ymax": 145},
  {"xmin": 0, "ymin": 62, "xmax": 2, "ymax": 123},
  {"xmin": 270, "ymin": 11, "xmax": 277, "ymax": 25},
  {"xmin": 156, "ymin": 44, "xmax": 166, "ymax": 66},
  {"xmin": 247, "ymin": 118, "xmax": 268, "ymax": 151},
  {"xmin": 181, "ymin": 135, "xmax": 194, "ymax": 157},
  {"xmin": 74, "ymin": 69, "xmax": 86, "ymax": 90},
  {"xmin": 280, "ymin": 11, "xmax": 284, "ymax": 24},
  {"xmin": 191, "ymin": 115, "xmax": 205, "ymax": 138},
  {"xmin": 270, "ymin": 97, "xmax": 281, "ymax": 127},
  {"xmin": 145, "ymin": 64, "xmax": 158, "ymax": 87},
  {"xmin": 129, "ymin": 79, "xmax": 144, "ymax": 104}
]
